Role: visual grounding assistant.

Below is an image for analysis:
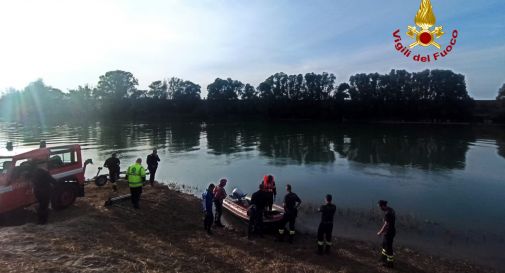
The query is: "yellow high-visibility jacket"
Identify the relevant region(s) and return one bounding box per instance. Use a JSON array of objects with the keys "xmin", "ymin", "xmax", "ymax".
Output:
[{"xmin": 127, "ymin": 163, "xmax": 146, "ymax": 188}]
